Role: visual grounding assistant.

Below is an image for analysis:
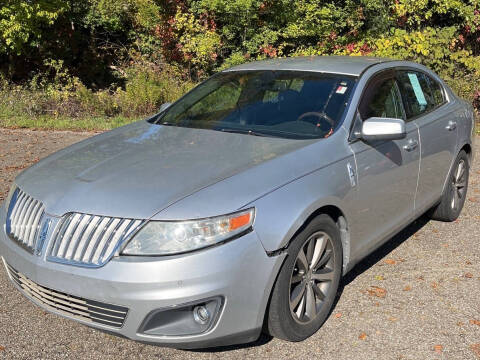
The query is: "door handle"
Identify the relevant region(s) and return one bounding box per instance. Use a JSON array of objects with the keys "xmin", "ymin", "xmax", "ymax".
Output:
[
  {"xmin": 403, "ymin": 139, "xmax": 419, "ymax": 152},
  {"xmin": 446, "ymin": 121, "xmax": 457, "ymax": 131}
]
